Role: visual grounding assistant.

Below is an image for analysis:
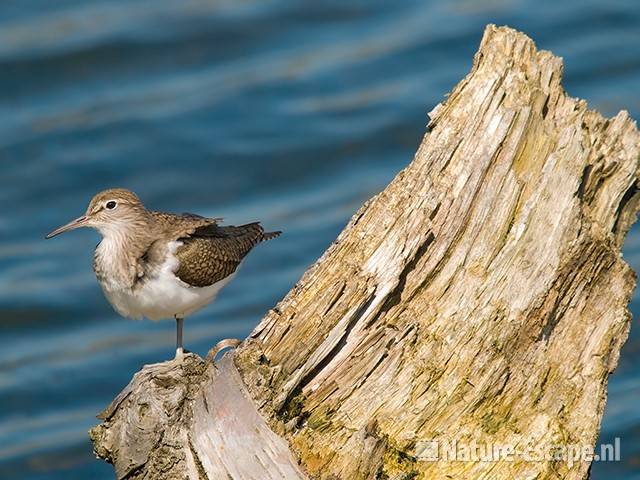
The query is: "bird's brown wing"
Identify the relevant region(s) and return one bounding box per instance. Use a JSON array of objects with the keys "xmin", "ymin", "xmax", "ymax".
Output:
[
  {"xmin": 173, "ymin": 222, "xmax": 281, "ymax": 288},
  {"xmin": 150, "ymin": 211, "xmax": 223, "ymax": 238}
]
